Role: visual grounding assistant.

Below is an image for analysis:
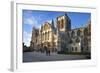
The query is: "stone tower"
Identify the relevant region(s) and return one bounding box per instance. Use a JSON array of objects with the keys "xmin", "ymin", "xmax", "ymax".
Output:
[
  {"xmin": 56, "ymin": 13, "xmax": 71, "ymax": 52},
  {"xmin": 30, "ymin": 27, "xmax": 39, "ymax": 51},
  {"xmin": 57, "ymin": 13, "xmax": 71, "ymax": 32}
]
